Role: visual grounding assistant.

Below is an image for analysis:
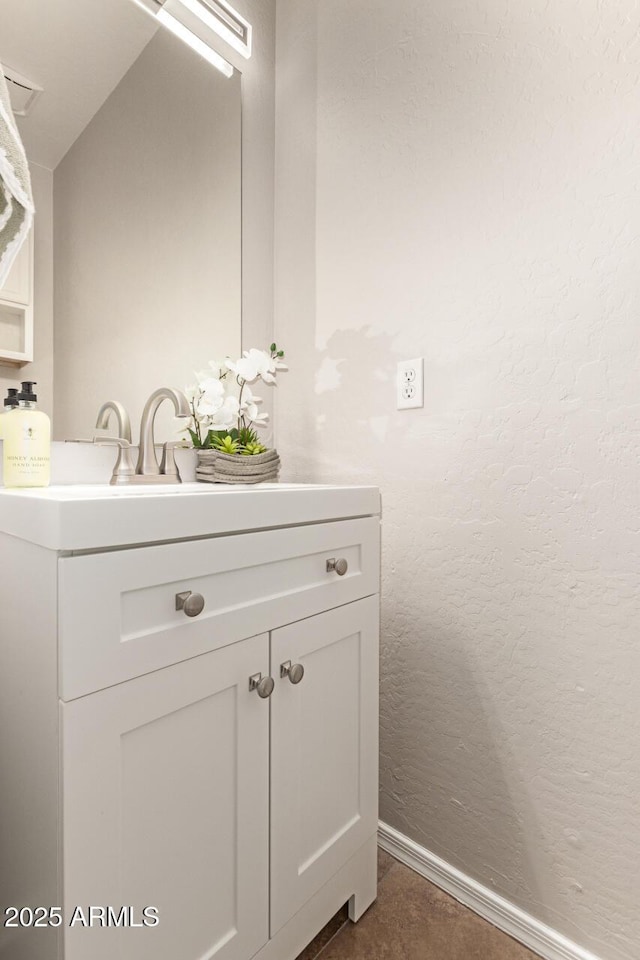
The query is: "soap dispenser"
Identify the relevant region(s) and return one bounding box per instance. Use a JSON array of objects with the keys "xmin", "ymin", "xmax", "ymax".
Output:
[
  {"xmin": 2, "ymin": 381, "xmax": 51, "ymax": 488},
  {"xmin": 0, "ymin": 388, "xmax": 19, "ymax": 440}
]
